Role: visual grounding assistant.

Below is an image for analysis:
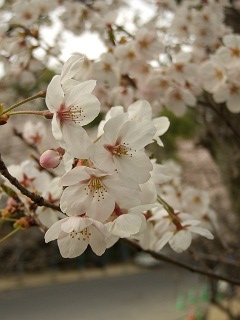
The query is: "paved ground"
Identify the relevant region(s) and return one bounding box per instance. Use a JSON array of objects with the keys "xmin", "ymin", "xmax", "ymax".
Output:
[{"xmin": 0, "ymin": 263, "xmax": 207, "ymax": 320}]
